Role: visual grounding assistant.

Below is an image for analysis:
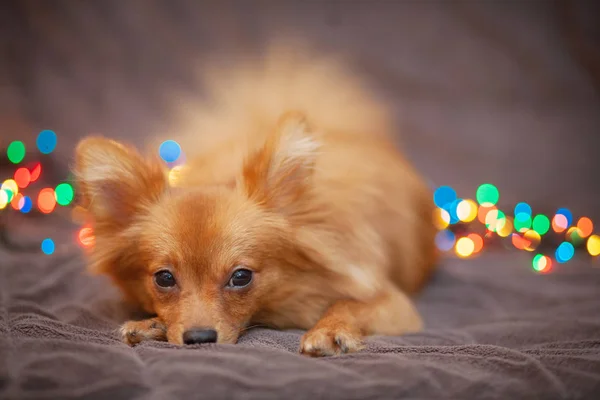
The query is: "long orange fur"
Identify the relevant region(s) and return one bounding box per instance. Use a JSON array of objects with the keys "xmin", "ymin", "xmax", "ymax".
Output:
[{"xmin": 74, "ymin": 43, "xmax": 437, "ymax": 356}]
